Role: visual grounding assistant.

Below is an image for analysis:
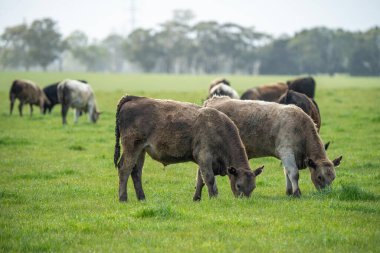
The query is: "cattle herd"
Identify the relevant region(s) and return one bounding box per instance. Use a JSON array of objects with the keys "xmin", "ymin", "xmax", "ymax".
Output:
[{"xmin": 9, "ymin": 77, "xmax": 343, "ymax": 202}]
